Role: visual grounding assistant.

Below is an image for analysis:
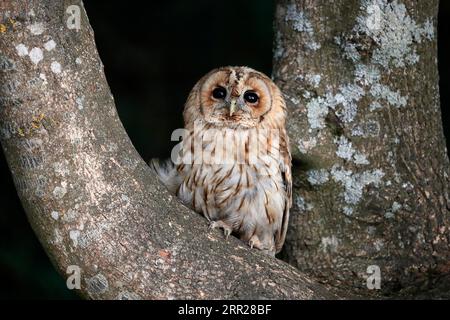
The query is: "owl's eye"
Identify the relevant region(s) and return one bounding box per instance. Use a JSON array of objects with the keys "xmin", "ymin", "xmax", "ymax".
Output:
[
  {"xmin": 212, "ymin": 87, "xmax": 227, "ymax": 100},
  {"xmin": 243, "ymin": 91, "xmax": 259, "ymax": 104}
]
